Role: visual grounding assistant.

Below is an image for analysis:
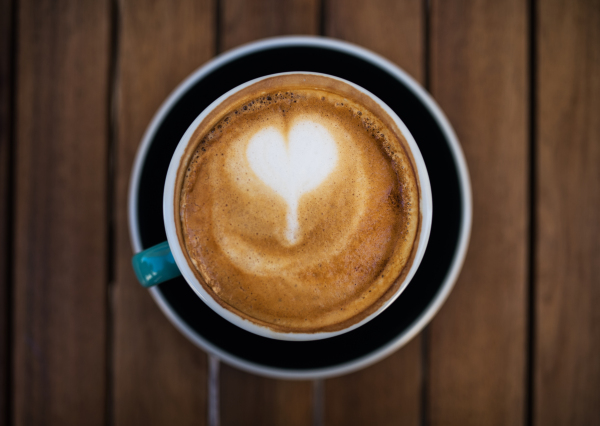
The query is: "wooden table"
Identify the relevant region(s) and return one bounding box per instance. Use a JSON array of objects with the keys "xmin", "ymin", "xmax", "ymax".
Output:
[{"xmin": 2, "ymin": 0, "xmax": 599, "ymax": 425}]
